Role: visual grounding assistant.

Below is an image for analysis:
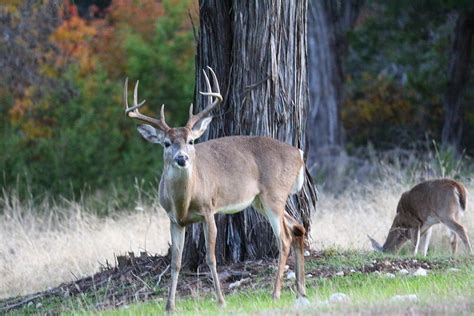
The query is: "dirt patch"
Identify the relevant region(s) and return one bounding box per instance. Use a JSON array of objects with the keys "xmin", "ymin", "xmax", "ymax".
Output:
[{"xmin": 0, "ymin": 250, "xmax": 462, "ymax": 313}]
